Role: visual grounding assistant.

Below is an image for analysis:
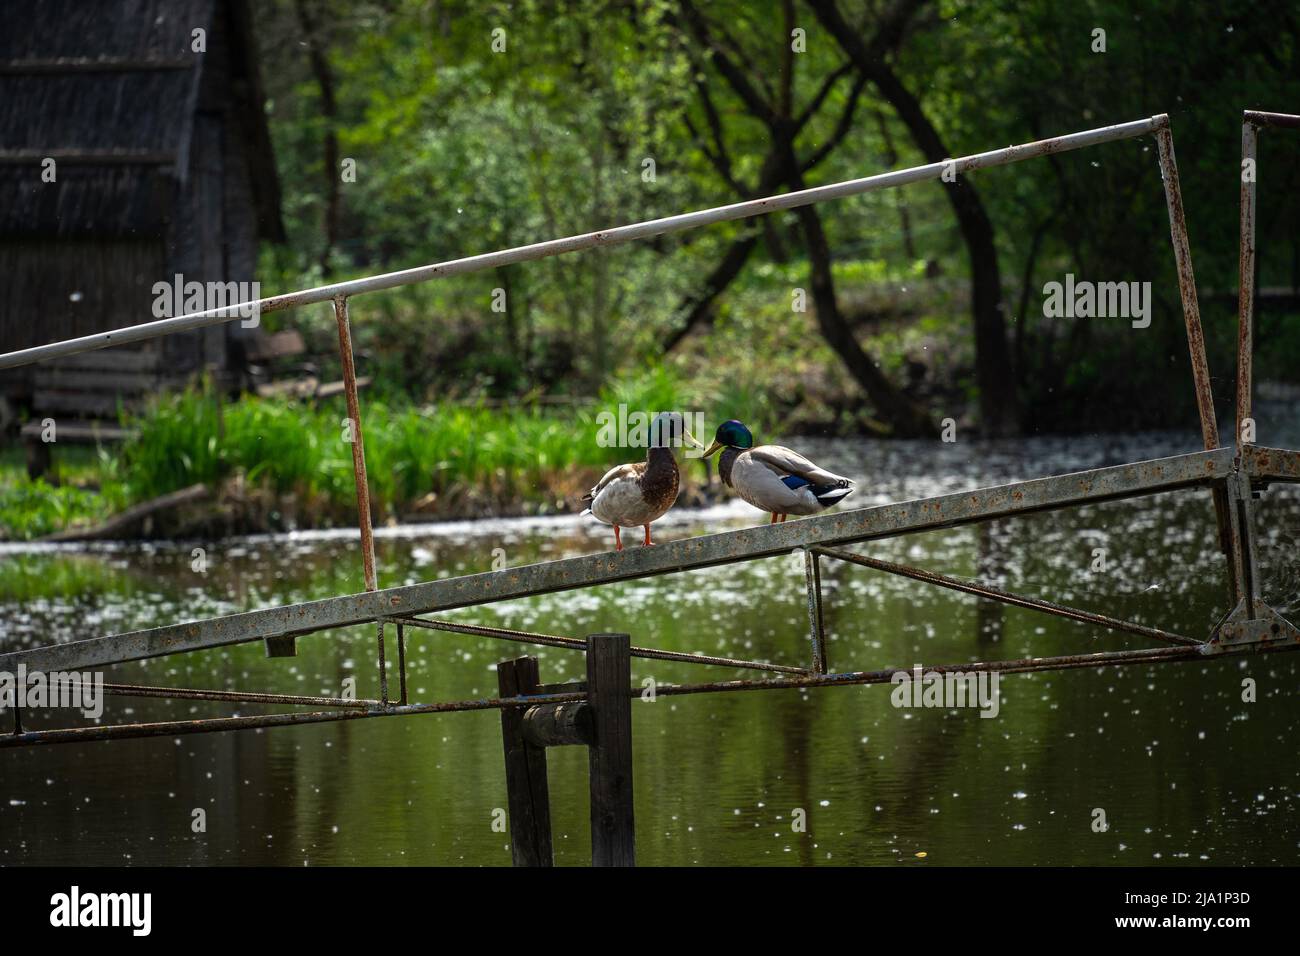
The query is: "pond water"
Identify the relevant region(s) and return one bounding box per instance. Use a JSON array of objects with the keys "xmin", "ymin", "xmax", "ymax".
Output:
[{"xmin": 2, "ymin": 419, "xmax": 1299, "ymax": 866}]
